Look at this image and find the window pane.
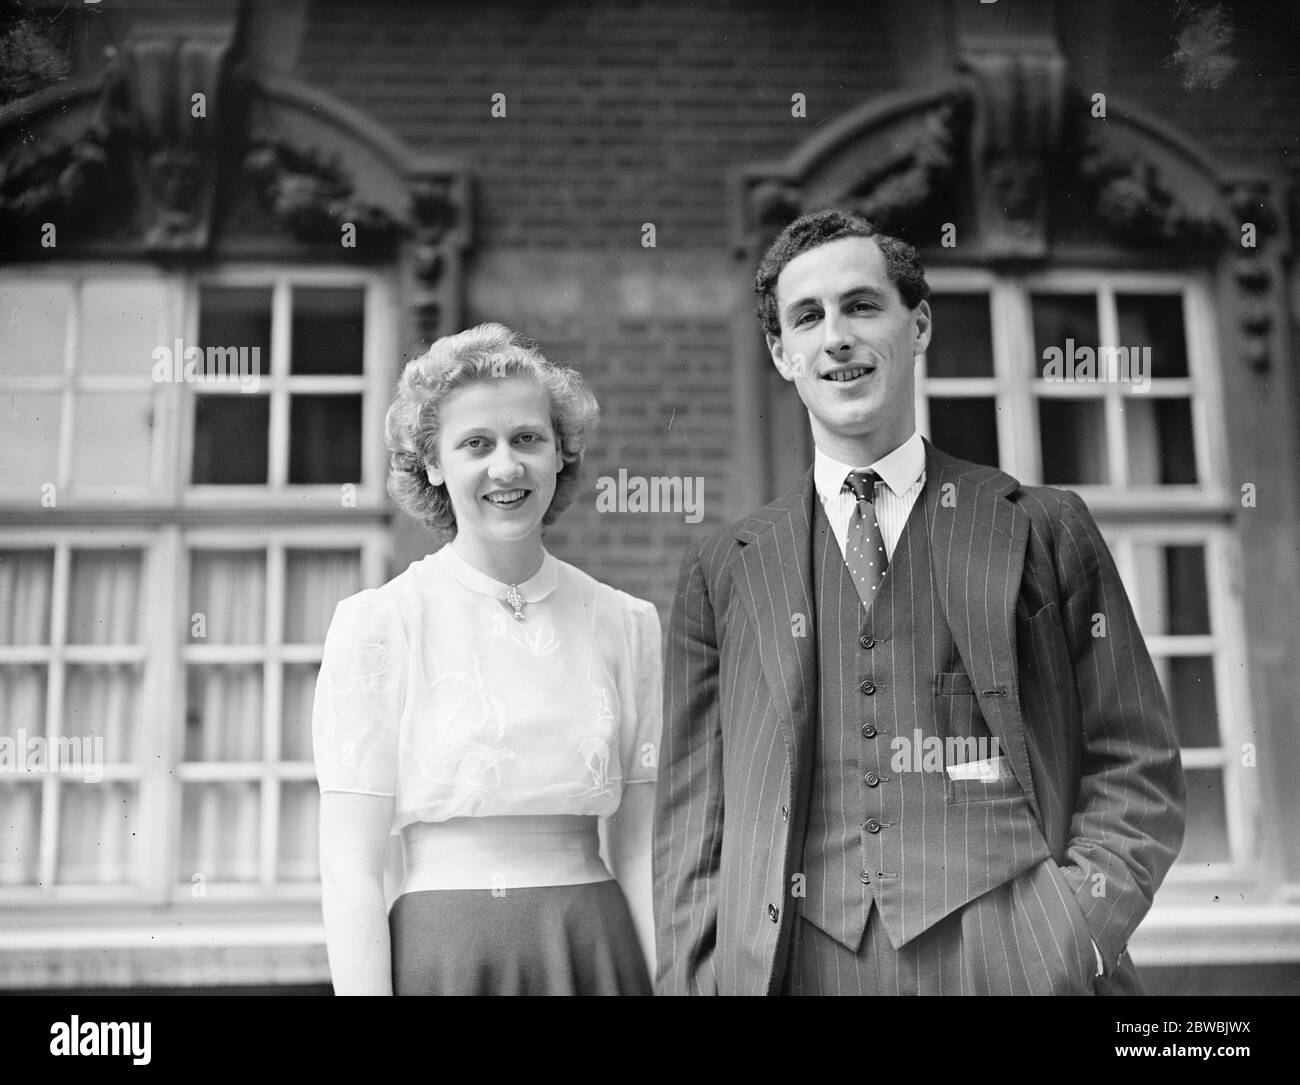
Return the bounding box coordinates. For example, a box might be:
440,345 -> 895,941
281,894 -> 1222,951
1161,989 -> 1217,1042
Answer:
184,666 -> 263,761
0,784 -> 41,886
78,280 -> 166,377
925,293 -> 992,378
71,392 -> 155,488
279,781 -> 320,881
289,395 -> 362,484
57,782 -> 140,885
68,548 -> 145,644
179,782 -> 260,882
198,287 -> 271,376
0,280 -> 69,376
1126,398 -> 1197,485
292,287 -> 365,375
65,664 -> 142,762
189,550 -> 266,644
0,392 -> 60,486
1132,544 -> 1210,636
1154,655 -> 1220,749
1179,768 -> 1230,865
1032,294 -> 1099,379
285,549 -> 362,643
1038,399 -> 1108,484
1117,294 -> 1188,379
0,665 -> 47,740
192,395 -> 270,484
0,549 -> 54,645
281,663 -> 319,762
927,397 -> 998,467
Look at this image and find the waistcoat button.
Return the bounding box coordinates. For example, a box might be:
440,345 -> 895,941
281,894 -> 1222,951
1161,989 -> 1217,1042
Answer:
864,771 -> 880,787
861,724 -> 877,739
859,635 -> 875,649
859,680 -> 876,695
865,818 -> 881,833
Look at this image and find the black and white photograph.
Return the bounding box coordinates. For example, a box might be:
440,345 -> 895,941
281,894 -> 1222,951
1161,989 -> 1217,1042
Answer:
0,0 -> 1297,1039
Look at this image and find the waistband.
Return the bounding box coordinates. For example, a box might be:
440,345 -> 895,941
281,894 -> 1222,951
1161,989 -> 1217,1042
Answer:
398,814 -> 612,893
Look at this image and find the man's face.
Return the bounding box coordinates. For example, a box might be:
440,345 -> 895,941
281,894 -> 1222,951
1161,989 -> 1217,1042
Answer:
765,235 -> 931,461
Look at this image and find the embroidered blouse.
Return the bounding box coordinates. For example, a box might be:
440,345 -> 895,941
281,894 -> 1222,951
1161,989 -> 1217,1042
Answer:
311,544 -> 662,834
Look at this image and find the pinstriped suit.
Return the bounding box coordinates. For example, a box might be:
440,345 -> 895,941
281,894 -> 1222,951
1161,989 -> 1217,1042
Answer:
651,440 -> 1186,995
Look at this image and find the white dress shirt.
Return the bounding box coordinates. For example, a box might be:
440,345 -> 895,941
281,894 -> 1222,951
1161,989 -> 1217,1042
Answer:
813,430 -> 926,562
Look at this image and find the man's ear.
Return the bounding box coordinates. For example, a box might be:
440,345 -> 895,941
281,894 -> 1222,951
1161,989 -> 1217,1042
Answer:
766,332 -> 801,382
912,299 -> 933,356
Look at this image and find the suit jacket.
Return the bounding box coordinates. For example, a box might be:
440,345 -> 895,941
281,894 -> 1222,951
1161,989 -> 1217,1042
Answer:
651,440 -> 1186,995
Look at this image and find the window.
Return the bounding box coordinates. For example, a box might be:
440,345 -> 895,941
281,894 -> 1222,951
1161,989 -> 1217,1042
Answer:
0,278 -> 175,504
187,279 -> 371,494
0,266 -> 394,905
920,269 -> 1250,878
0,538 -> 151,896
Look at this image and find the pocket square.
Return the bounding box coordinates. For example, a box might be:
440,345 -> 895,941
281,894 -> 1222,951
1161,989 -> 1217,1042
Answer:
945,755 -> 1010,782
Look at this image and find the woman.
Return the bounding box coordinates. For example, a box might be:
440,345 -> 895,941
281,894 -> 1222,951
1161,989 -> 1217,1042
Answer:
312,323 -> 660,995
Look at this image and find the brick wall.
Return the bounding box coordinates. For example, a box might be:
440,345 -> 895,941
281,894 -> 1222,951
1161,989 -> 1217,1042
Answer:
297,0 -> 1300,617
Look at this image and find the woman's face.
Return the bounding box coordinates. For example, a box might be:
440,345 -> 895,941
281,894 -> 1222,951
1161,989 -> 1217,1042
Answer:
426,375 -> 564,550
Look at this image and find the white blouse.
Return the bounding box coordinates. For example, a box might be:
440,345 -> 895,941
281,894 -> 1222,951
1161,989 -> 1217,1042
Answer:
311,545 -> 662,835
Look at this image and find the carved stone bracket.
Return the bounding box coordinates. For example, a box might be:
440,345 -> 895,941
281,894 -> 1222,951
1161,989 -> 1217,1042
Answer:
126,36 -> 232,251
960,49 -> 1067,257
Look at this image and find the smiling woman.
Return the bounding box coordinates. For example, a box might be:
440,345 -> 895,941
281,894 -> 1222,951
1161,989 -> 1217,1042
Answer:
312,324 -> 661,995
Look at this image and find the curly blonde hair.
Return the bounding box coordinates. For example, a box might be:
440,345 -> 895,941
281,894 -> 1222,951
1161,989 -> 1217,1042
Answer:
385,323 -> 600,537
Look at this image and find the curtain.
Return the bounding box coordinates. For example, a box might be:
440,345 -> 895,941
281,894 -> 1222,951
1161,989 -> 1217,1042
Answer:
181,548 -> 359,884
61,549 -> 143,884
184,550 -> 265,882
280,550 -> 360,880
0,553 -> 49,886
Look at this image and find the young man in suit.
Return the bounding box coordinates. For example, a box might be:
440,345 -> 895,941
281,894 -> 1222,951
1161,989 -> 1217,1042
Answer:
651,209 -> 1185,995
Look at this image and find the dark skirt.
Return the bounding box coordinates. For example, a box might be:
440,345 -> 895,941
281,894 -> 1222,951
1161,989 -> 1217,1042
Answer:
389,879 -> 652,995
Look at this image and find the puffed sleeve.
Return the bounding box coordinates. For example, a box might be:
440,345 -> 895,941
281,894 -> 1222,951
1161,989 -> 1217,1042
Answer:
620,594 -> 663,787
312,591 -> 406,796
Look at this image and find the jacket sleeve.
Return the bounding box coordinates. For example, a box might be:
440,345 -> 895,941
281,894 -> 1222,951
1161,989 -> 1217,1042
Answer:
652,537 -> 724,995
1054,489 -> 1186,973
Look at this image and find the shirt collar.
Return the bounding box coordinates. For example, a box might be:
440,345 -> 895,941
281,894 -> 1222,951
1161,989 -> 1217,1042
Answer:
813,431 -> 926,502
434,543 -> 558,603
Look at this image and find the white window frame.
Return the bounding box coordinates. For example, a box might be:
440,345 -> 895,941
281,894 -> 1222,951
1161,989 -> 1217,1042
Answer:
0,529 -> 165,903
170,528 -> 386,904
181,266 -> 395,510
919,269 -> 1254,884
0,266 -> 182,506
0,261 -> 399,909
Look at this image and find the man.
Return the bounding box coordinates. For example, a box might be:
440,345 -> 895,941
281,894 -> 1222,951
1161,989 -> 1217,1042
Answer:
651,209 -> 1185,995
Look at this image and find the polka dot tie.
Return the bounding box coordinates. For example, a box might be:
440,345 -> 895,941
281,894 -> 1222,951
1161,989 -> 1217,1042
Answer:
844,469 -> 888,605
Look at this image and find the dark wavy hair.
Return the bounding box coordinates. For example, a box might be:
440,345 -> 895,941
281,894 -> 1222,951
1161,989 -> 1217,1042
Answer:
754,209 -> 931,337
384,323 -> 600,537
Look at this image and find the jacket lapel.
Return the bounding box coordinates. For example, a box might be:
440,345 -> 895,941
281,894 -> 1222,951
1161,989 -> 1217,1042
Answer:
732,471 -> 818,777
923,440 -> 1041,823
